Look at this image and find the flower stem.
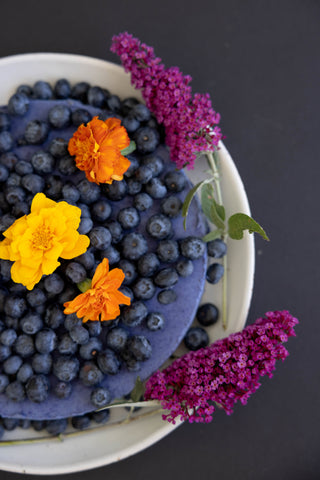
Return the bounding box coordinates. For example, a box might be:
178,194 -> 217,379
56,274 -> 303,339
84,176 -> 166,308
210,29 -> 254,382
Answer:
205,151 -> 228,330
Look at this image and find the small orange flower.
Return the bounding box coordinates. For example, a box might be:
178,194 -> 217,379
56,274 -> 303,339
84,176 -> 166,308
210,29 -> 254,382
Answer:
68,116 -> 131,184
63,258 -> 131,322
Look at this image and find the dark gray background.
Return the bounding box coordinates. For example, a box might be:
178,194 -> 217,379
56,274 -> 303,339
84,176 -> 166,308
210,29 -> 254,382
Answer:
0,0 -> 318,478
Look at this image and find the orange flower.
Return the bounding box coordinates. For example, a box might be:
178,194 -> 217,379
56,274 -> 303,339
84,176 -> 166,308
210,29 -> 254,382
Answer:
63,258 -> 131,322
68,116 -> 131,184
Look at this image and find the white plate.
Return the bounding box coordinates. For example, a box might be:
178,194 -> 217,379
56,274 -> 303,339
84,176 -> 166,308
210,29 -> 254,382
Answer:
0,53 -> 254,474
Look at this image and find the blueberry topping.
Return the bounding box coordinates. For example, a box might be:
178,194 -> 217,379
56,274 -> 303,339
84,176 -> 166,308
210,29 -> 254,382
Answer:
24,120 -> 49,144
97,348 -> 121,375
46,419 -> 68,435
44,273 -> 65,295
134,126 -> 159,154
127,335 -> 152,361
79,337 -> 102,360
35,329 -> 57,353
65,262 -> 87,283
8,93 -> 30,116
164,171 -> 187,192
0,131 -> 14,152
91,200 -> 112,222
21,173 -> 45,194
32,353 -> 52,374
207,238 -> 227,258
26,374 -> 50,403
132,277 -> 156,300
71,82 -> 90,102
72,108 -> 92,126
20,313 -> 43,335
146,214 -> 172,239
16,363 -> 33,384
184,327 -> 209,351
206,263 -> 225,284
54,381 -> 72,399
71,415 -> 91,431
117,207 -> 140,229
89,227 -> 112,250
0,328 -> 17,346
157,289 -> 177,304
146,312 -> 165,331
53,356 -> 79,382
122,301 -> 148,327
161,195 -> 182,217
33,81 -> 53,100
79,362 -> 103,386
154,267 -> 179,288
91,387 -> 111,408
118,259 -> 137,285
58,155 -> 77,175
176,258 -> 194,277
5,381 -> 25,402
54,79 -> 71,99
0,112 -> 10,131
156,239 -> 179,263
69,325 -> 90,345
105,327 -> 128,352
137,252 -> 160,277
3,355 -> 23,375
179,236 -> 206,260
133,192 -> 153,211
145,178 -> 167,199
122,232 -> 148,260
48,105 -> 71,129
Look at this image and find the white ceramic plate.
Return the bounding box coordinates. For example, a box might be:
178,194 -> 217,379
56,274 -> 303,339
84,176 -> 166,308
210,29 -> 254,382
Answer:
0,53 -> 254,474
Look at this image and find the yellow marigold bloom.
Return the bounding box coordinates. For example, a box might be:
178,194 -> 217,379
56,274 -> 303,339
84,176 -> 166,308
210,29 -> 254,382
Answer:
68,116 -> 131,184
63,258 -> 131,322
0,193 -> 90,290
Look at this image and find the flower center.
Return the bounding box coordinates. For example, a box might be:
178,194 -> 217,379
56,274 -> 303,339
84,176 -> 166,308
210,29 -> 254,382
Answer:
32,225 -> 54,250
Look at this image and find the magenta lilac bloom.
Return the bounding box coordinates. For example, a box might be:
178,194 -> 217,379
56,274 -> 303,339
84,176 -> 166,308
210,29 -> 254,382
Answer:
111,32 -> 222,169
144,311 -> 298,424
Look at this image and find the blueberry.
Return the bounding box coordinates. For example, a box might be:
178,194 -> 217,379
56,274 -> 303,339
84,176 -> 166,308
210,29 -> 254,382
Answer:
0,131 -> 14,152
180,236 -> 206,260
78,179 -> 100,204
122,232 -> 148,260
24,120 -> 49,144
146,312 -> 165,331
71,415 -> 91,431
79,337 -> 102,360
0,112 -> 10,131
134,165 -> 153,184
54,78 -> 71,99
31,420 -> 47,431
87,86 -> 106,107
4,316 -> 19,330
8,93 -> 30,116
5,381 -> 25,402
1,259 -> 12,281
0,164 -> 9,182
91,200 -> 112,222
141,154 -> 164,177
117,207 -> 140,230
58,333 -> 77,355
91,409 -> 110,424
105,94 -> 121,112
164,171 -> 187,192
123,156 -> 139,178
157,289 -> 177,304
145,178 -> 167,199
33,81 -> 53,99
32,353 -> 52,374
43,273 -> 64,295
97,348 -> 121,375
46,419 -> 68,435
105,220 -> 123,244
146,214 -> 172,239
133,192 -> 153,212
119,286 -> 134,302
176,258 -> 194,277
184,327 -> 209,351
5,186 -> 26,204
137,253 -> 160,277
105,327 -> 128,352
0,151 -> 18,170
48,137 -> 68,158
154,268 -> 178,288
58,155 -> 77,175
62,183 -> 80,203
196,303 -> 219,326
86,321 -> 102,337
127,178 -> 142,195
77,250 -> 96,270
89,227 -> 112,250
17,363 -> 33,384
127,335 -> 152,361
122,301 -> 148,327
2,418 -> 19,430
0,374 -> 9,393
91,387 -> 111,408
44,305 -> 65,329
121,97 -> 140,115
118,259 -> 137,286
134,126 -> 159,154
64,313 -> 82,330
122,114 -> 140,133
15,160 -> 33,176
71,108 -> 92,126
156,239 -> 179,263
132,277 -> 156,300
65,262 -> 87,283
4,296 -> 27,318
19,419 -> 31,430
26,374 -> 50,402
57,286 -> 78,306
35,329 -> 57,353
161,195 -> 182,218
79,362 -> 104,386
54,381 -> 72,399
45,175 -> 63,199
132,103 -> 151,122
71,82 -> 90,102
6,172 -> 21,187
21,173 -> 45,194
207,238 -> 227,258
206,263 -> 224,284
100,245 -> 120,265
16,84 -> 33,97
4,355 -> 23,375
78,217 -> 93,235
69,325 -> 90,345
78,203 -> 91,218
53,356 -> 79,382
48,105 -> 71,129
121,350 -> 141,372
20,313 -> 43,335
0,328 -> 17,346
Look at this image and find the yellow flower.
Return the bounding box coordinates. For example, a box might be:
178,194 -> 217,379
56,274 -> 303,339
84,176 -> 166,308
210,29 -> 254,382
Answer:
63,258 -> 131,322
0,193 -> 90,290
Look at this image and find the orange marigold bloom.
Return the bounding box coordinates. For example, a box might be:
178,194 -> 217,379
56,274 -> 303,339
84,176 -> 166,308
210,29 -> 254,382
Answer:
68,116 -> 131,184
63,258 -> 131,322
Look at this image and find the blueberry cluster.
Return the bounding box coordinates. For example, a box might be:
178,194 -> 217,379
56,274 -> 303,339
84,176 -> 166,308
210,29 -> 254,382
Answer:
0,78 -> 208,420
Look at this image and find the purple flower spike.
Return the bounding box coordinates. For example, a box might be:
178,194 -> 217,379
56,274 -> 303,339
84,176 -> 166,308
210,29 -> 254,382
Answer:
111,32 -> 222,169
144,311 -> 298,424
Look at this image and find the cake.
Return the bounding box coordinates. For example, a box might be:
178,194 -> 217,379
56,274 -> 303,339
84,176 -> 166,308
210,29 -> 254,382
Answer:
0,79 -> 209,424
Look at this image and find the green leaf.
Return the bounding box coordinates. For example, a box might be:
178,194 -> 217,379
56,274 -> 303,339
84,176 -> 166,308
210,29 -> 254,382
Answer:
130,376 -> 145,403
77,278 -> 92,293
182,178 -> 212,229
201,183 -> 225,230
121,140 -> 136,156
228,213 -> 269,241
202,229 -> 224,243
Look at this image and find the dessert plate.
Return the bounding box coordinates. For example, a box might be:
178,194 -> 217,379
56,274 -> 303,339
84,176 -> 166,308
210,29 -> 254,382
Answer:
0,53 -> 254,474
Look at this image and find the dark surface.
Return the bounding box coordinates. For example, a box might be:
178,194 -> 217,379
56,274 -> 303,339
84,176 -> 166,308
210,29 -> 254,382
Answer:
0,0 -> 318,478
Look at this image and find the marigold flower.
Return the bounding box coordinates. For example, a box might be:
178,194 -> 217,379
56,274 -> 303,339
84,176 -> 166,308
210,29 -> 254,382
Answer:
0,193 -> 89,290
63,258 -> 131,322
68,116 -> 131,184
